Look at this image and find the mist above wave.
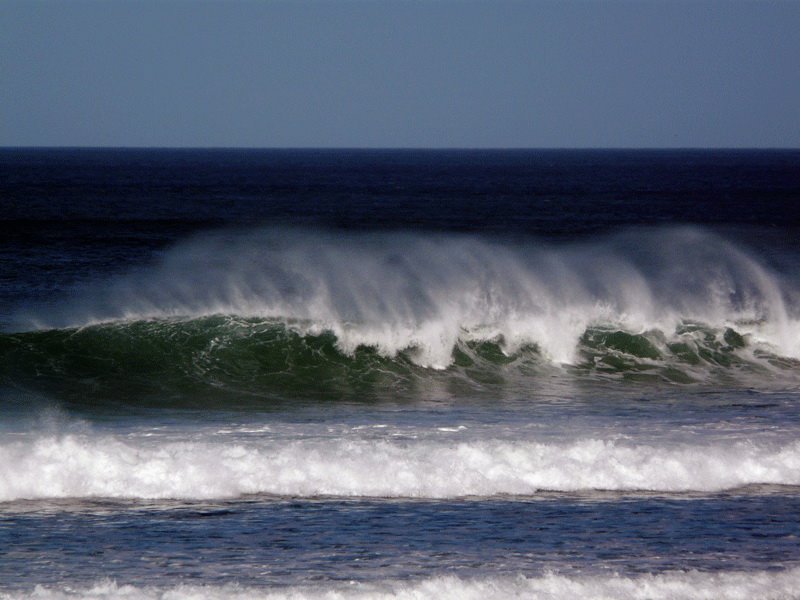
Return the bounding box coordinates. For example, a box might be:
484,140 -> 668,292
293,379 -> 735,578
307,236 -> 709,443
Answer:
29,226 -> 800,368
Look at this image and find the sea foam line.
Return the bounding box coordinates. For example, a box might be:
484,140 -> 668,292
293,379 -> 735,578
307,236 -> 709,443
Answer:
4,569 -> 800,600
2,433 -> 798,501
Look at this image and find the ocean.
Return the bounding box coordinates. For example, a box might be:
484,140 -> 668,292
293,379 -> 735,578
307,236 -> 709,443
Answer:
1,148 -> 799,599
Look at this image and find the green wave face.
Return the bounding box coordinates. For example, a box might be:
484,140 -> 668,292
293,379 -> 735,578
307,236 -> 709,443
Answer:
576,325 -> 786,385
1,317 -> 796,408
0,318 -> 422,408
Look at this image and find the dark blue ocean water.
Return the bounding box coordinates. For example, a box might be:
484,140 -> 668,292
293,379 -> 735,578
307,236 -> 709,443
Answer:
1,149 -> 800,599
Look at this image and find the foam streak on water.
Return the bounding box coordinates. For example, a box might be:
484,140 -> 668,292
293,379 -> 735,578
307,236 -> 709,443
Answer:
4,569 -> 800,600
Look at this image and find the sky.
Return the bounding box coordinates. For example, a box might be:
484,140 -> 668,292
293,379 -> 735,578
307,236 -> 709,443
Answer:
1,0 -> 799,148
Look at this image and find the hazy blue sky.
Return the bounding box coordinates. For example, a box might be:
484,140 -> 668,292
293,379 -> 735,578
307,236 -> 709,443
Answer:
2,0 -> 799,148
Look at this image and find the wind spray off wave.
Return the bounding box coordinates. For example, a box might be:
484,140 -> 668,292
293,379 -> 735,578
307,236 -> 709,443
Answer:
16,226 -> 800,370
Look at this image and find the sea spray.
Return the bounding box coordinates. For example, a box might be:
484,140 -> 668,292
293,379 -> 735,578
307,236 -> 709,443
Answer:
17,226 -> 799,369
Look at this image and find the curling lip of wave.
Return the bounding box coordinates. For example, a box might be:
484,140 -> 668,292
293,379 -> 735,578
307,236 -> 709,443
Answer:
1,434 -> 799,502
22,226 -> 800,368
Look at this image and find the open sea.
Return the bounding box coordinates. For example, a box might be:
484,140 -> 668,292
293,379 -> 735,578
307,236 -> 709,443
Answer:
1,148 -> 800,599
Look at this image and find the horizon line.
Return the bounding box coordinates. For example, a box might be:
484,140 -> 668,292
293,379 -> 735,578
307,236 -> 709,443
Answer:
2,145 -> 799,152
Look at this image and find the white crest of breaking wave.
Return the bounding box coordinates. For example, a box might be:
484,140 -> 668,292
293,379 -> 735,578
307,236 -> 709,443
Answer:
2,433 -> 799,501
5,569 -> 800,600
36,226 -> 800,367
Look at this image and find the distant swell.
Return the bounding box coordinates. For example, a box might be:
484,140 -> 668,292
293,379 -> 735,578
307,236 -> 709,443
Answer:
4,569 -> 800,599
1,433 -> 798,501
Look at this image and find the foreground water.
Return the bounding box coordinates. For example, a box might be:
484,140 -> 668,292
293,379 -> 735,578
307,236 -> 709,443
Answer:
3,411 -> 800,597
1,149 -> 799,598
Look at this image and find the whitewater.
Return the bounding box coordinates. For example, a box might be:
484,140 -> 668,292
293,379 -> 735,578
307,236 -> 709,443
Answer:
2,427 -> 800,501
5,569 -> 800,600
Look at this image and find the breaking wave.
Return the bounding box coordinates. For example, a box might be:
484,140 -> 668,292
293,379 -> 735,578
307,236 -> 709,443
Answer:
1,315 -> 798,405
1,432 -> 798,501
4,226 -> 800,400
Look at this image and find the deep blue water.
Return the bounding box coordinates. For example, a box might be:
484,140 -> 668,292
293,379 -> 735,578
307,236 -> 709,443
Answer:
1,149 -> 800,599
3,492 -> 799,590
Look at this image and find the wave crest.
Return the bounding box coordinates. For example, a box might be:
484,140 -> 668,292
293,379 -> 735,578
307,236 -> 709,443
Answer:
19,226 -> 800,369
2,316 -> 798,405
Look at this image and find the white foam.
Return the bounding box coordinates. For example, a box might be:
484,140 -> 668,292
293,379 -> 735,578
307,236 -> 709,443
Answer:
2,432 -> 799,501
28,226 -> 800,367
5,569 -> 800,599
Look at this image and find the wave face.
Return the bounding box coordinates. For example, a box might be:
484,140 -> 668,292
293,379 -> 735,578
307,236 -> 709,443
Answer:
2,432 -> 798,501
2,317 -> 799,405
5,226 -> 800,399
6,569 -> 800,600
